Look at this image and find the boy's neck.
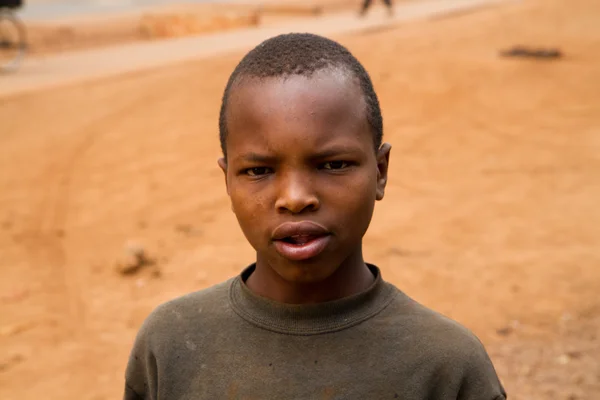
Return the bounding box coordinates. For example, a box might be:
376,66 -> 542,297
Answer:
245,255 -> 375,305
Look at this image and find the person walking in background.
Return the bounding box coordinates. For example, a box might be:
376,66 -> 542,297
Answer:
359,0 -> 394,17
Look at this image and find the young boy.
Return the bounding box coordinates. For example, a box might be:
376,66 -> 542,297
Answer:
123,33 -> 507,400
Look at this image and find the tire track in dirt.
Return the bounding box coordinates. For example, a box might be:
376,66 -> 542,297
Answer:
17,92 -> 166,337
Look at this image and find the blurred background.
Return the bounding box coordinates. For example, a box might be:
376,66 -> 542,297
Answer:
1,0 -> 599,399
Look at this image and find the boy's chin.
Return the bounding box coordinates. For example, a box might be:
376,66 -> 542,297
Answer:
273,259 -> 340,285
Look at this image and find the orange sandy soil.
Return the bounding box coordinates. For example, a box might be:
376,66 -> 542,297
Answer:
1,0 -> 599,398
24,0 -> 358,56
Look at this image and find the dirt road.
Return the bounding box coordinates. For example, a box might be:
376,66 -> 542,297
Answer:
1,0 -> 599,399
2,0 -> 506,98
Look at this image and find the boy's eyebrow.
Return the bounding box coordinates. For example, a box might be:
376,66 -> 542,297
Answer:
234,146 -> 363,164
236,152 -> 278,163
311,145 -> 363,159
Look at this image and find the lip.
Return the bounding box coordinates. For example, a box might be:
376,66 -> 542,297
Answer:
271,221 -> 331,261
272,221 -> 330,240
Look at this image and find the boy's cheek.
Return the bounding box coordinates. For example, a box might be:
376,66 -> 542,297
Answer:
233,212 -> 264,250
230,195 -> 271,240
230,189 -> 269,215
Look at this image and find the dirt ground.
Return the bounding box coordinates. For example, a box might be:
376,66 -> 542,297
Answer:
24,0 -> 357,55
1,0 -> 599,398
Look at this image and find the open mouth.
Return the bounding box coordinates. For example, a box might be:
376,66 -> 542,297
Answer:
271,222 -> 332,261
280,234 -> 323,245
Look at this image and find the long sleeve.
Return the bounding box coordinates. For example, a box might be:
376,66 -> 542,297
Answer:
456,337 -> 507,400
123,383 -> 144,400
123,316 -> 159,400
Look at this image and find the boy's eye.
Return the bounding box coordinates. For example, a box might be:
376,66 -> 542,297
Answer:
322,161 -> 349,170
245,167 -> 272,176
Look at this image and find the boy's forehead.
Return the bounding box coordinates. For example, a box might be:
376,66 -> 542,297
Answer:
228,71 -> 364,125
230,69 -> 360,108
226,72 -> 371,157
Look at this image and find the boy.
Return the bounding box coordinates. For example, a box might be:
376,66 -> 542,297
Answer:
123,33 -> 506,400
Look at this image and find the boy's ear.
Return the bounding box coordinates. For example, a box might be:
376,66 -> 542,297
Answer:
217,157 -> 229,194
375,143 -> 391,201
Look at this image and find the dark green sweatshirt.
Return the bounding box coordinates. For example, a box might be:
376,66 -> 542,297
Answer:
124,265 -> 506,400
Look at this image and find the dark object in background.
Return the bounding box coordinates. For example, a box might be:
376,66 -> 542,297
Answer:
0,0 -> 22,9
500,45 -> 563,60
360,0 -> 393,16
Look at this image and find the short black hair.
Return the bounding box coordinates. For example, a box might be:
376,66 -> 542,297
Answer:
218,33 -> 383,158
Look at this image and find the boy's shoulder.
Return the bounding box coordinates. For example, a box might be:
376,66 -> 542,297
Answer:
395,288 -> 484,345
384,286 -> 503,392
388,286 -> 486,346
136,277 -> 235,338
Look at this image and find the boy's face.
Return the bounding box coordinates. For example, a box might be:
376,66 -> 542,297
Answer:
219,69 -> 391,284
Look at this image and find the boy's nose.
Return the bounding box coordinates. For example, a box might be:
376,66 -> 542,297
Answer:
275,173 -> 320,214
